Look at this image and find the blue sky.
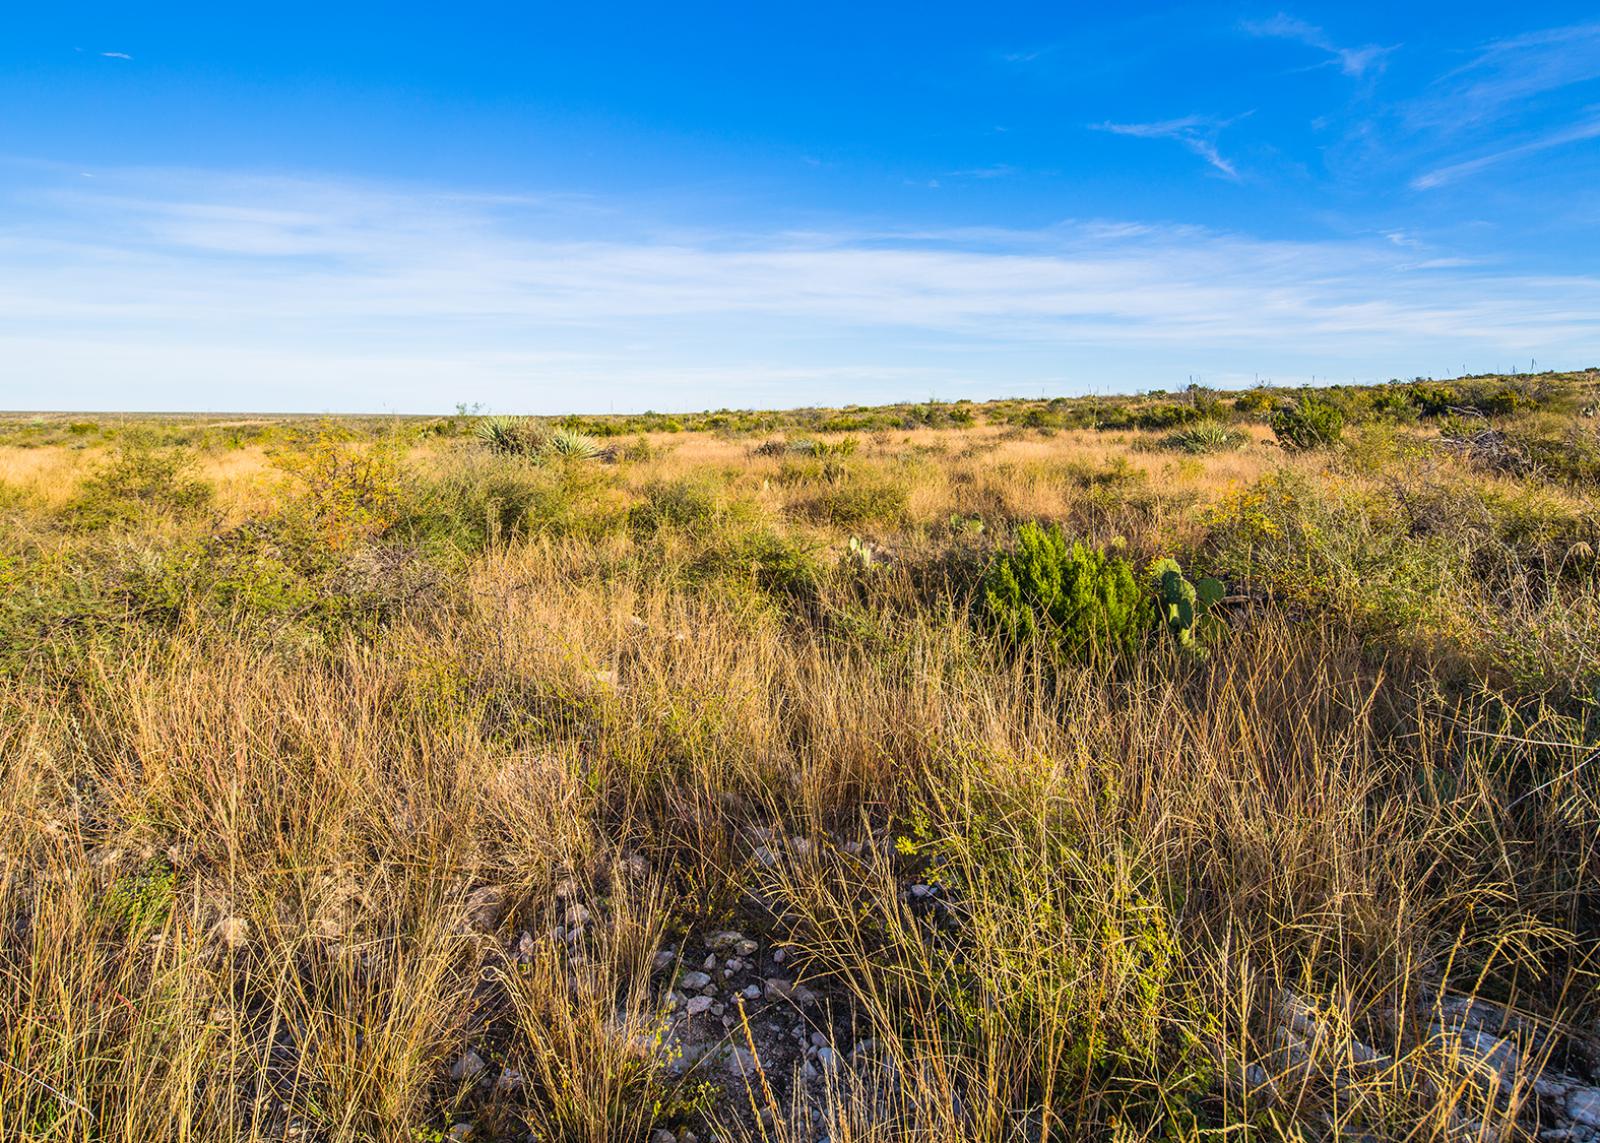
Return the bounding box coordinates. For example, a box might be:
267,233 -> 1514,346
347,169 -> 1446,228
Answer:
3,3 -> 1599,412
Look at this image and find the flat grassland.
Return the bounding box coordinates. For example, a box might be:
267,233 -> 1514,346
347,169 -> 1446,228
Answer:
2,374 -> 1598,1142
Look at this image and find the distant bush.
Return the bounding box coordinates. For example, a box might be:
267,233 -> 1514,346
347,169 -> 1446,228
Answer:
1363,387 -> 1416,421
66,437 -> 213,529
756,436 -> 859,459
797,474 -> 909,528
1134,403 -> 1203,431
690,527 -> 819,600
1232,390 -> 1275,417
1270,394 -> 1345,451
629,478 -> 721,535
273,430 -> 405,550
980,524 -> 1152,661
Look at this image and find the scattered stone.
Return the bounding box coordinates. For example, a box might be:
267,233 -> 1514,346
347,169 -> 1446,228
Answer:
764,978 -> 796,1001
450,1050 -> 486,1083
1569,1088 -> 1600,1129
652,948 -> 676,973
680,970 -> 712,990
461,886 -> 506,933
650,1130 -> 677,1143
212,914 -> 249,949
564,903 -> 591,928
742,984 -> 762,1001
725,1046 -> 759,1077
494,1067 -> 524,1095
684,995 -> 715,1017
515,931 -> 537,959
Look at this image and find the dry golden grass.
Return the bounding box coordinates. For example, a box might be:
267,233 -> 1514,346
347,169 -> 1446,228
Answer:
1,391 -> 1597,1141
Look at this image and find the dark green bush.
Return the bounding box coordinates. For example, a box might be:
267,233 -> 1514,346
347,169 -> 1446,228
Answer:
980,524 -> 1152,661
1134,403 -> 1203,431
1270,394 -> 1345,451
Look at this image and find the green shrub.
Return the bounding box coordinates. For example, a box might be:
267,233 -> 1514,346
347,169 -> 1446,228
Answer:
798,473 -> 909,527
1409,383 -> 1458,417
1134,403 -> 1203,431
273,430 -> 405,551
98,858 -> 176,932
980,524 -> 1152,660
629,478 -> 721,535
1270,394 -> 1345,451
66,438 -> 213,529
690,527 -> 819,600
1232,390 -> 1275,417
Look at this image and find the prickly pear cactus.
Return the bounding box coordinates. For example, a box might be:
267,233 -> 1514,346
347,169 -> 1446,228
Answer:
1148,558 -> 1224,651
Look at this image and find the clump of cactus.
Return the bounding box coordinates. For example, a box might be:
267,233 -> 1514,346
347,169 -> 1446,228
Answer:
1149,557 -> 1224,651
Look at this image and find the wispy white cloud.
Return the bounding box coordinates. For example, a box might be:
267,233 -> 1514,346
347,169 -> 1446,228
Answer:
1243,13 -> 1394,78
945,164 -> 1018,180
2,165 -> 1597,411
100,51 -> 133,60
1412,116 -> 1600,187
1409,22 -> 1600,131
1094,116 -> 1243,177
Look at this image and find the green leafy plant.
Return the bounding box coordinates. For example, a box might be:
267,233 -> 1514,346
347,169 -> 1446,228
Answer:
66,436 -> 213,529
980,524 -> 1153,661
1148,557 -> 1224,652
1270,394 -> 1346,451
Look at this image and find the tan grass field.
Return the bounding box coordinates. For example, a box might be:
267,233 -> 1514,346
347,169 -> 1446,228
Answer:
1,377 -> 1598,1142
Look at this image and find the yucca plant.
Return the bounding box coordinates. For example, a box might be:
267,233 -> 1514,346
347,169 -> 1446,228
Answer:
1161,421 -> 1246,454
474,415 -> 540,456
547,429 -> 603,460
